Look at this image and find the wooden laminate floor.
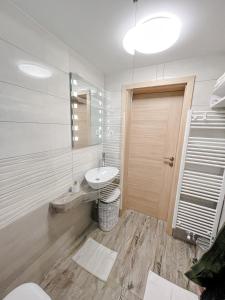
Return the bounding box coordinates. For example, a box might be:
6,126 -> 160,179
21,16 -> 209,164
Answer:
41,210 -> 198,300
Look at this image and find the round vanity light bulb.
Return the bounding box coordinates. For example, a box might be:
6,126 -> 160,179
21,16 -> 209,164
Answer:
72,79 -> 78,85
123,14 -> 181,55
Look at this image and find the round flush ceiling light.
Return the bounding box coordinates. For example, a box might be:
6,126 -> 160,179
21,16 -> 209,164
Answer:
123,14 -> 182,55
18,62 -> 52,78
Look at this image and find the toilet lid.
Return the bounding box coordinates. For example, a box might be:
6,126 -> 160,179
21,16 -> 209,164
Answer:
3,283 -> 51,300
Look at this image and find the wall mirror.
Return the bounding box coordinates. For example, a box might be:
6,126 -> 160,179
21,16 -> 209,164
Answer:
70,73 -> 103,149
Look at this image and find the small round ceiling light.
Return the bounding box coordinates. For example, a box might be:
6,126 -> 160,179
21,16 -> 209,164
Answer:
123,14 -> 182,55
18,62 -> 52,78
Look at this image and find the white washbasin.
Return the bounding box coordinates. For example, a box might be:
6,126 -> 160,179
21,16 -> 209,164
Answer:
85,167 -> 119,189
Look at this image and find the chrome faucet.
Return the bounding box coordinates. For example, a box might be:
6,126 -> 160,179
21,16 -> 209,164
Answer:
102,152 -> 106,167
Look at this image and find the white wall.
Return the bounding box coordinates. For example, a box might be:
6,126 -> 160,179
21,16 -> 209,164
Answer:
1,0 -> 225,238
105,54 -> 225,226
0,0 -> 103,229
105,54 -> 225,109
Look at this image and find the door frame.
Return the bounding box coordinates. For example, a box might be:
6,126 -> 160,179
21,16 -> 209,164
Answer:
121,76 -> 195,235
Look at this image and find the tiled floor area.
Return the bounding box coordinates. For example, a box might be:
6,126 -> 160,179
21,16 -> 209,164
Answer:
41,210 -> 198,300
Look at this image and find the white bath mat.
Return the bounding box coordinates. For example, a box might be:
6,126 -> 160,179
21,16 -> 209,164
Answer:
72,238 -> 118,281
144,272 -> 198,300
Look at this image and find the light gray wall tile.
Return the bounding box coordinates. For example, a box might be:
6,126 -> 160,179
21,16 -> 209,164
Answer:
133,64 -> 157,83
164,55 -> 225,82
0,148 -> 73,229
0,39 -> 69,99
72,144 -> 103,183
0,82 -> 70,124
104,70 -> 133,92
0,0 -> 70,73
192,80 -> 216,107
0,123 -> 71,158
0,2 -> 103,294
69,48 -> 104,89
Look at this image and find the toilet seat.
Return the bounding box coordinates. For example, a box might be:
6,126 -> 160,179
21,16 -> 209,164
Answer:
3,283 -> 51,300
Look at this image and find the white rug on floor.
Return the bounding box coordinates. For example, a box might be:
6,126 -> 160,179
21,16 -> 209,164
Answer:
144,272 -> 198,300
72,238 -> 118,282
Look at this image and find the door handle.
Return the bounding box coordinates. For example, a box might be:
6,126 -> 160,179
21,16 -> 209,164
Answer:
163,156 -> 175,162
163,156 -> 174,167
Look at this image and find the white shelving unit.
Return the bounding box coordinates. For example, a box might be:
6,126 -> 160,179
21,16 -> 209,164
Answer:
211,96 -> 225,109
173,110 -> 225,248
211,73 -> 225,109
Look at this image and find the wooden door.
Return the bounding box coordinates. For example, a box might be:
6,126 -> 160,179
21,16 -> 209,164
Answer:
125,91 -> 184,221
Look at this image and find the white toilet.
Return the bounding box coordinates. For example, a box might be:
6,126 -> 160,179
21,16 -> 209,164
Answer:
3,283 -> 51,300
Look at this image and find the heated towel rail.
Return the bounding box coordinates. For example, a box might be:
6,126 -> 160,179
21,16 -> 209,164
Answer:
173,110 -> 225,248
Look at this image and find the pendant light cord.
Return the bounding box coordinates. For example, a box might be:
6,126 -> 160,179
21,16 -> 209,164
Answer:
131,0 -> 138,83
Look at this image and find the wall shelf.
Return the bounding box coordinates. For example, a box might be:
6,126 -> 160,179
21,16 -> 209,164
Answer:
213,78 -> 225,97
211,96 -> 225,109
211,73 -> 225,108
50,183 -> 98,213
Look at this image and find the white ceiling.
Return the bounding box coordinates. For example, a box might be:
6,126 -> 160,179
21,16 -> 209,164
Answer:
13,0 -> 225,74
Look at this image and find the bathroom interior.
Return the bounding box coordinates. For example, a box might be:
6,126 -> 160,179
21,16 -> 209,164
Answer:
1,0 -> 225,299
